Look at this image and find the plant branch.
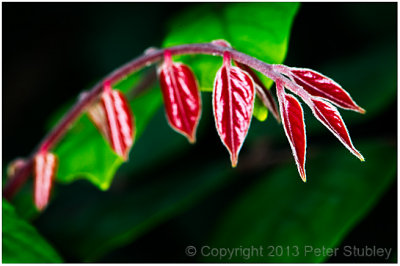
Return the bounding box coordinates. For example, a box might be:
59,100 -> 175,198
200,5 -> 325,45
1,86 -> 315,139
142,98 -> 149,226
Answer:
3,42 -> 283,200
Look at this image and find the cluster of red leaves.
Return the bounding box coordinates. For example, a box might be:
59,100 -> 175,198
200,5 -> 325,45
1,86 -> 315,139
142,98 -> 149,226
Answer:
157,41 -> 364,183
25,40 -> 365,211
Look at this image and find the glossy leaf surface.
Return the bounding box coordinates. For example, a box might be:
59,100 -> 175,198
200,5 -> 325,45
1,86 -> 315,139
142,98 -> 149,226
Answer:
163,3 -> 299,121
159,51 -> 201,143
3,200 -> 62,263
291,68 -> 365,113
213,52 -> 255,167
310,97 -> 364,161
277,84 -> 307,181
34,152 -> 58,211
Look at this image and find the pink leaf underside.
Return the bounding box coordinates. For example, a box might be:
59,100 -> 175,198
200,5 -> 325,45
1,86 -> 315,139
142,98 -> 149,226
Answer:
211,39 -> 232,48
235,61 -> 280,122
280,92 -> 307,182
34,152 -> 57,211
311,97 -> 364,161
213,63 -> 255,167
159,62 -> 201,143
88,90 -> 134,160
291,68 -> 365,113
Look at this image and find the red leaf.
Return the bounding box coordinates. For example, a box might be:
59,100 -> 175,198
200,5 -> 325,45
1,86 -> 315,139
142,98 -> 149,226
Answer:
211,39 -> 280,122
213,51 -> 255,167
34,152 -> 57,211
88,83 -> 135,160
277,82 -> 307,182
290,68 -> 365,113
310,97 -> 364,161
235,61 -> 280,122
159,50 -> 201,143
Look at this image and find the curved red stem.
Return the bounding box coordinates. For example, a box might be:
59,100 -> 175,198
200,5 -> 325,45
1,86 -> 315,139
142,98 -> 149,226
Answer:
3,42 -> 281,200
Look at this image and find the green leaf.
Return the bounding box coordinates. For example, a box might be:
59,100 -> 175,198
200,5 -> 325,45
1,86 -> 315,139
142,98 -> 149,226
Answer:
36,160 -> 234,262
207,140 -> 396,262
2,200 -> 62,263
45,3 -> 299,190
54,74 -> 162,191
252,97 -> 269,122
163,3 -> 299,121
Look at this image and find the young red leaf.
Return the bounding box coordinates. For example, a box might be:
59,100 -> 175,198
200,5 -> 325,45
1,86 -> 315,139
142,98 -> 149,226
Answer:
235,61 -> 280,122
158,50 -> 201,143
34,152 -> 58,211
277,82 -> 307,182
213,51 -> 255,167
211,39 -> 280,122
290,68 -> 365,113
88,82 -> 135,160
310,97 -> 364,161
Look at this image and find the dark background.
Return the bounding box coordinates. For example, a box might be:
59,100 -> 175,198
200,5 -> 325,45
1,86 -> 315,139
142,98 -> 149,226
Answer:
3,3 -> 397,263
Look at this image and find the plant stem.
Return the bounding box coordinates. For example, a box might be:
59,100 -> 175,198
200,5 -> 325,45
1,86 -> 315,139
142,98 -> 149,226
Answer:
3,42 -> 281,200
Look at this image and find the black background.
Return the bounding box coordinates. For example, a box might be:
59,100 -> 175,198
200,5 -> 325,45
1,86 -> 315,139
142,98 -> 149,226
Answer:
3,2 -> 397,263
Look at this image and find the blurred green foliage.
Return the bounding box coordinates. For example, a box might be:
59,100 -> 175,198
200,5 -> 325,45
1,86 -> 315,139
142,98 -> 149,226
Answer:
3,2 -> 396,263
2,200 -> 62,263
207,140 -> 395,262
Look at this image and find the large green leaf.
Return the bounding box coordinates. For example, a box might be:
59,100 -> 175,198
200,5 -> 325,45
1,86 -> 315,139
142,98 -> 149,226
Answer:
206,140 -> 396,262
2,200 -> 62,263
43,3 -> 299,190
163,2 -> 300,121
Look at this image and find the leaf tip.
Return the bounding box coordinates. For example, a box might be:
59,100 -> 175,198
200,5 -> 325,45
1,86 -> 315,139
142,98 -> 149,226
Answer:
230,154 -> 238,168
358,106 -> 366,114
299,169 -> 307,183
187,134 -> 196,144
353,149 -> 365,162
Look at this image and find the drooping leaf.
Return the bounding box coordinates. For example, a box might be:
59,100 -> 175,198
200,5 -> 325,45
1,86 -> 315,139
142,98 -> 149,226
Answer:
213,52 -> 255,167
309,97 -> 364,161
2,200 -> 62,263
207,140 -> 396,263
34,152 -> 58,211
158,50 -> 201,143
212,39 -> 276,122
39,3 -> 299,190
163,2 -> 299,121
54,79 -> 162,191
290,67 -> 365,113
277,82 -> 307,182
235,61 -> 280,122
89,84 -> 135,160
